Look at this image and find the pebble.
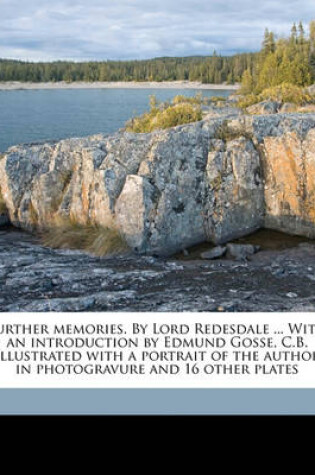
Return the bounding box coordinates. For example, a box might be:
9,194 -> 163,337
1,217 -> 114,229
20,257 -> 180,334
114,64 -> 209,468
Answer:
286,292 -> 298,298
298,243 -> 315,249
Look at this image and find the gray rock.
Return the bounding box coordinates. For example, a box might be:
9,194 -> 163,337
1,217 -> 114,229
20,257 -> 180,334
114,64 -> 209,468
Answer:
226,243 -> 259,260
298,242 -> 315,249
307,84 -> 315,95
0,113 -> 315,256
247,101 -> 280,115
286,292 -> 298,299
201,246 -> 227,259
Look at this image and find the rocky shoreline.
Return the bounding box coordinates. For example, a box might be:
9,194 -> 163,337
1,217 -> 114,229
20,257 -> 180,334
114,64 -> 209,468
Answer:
1,97 -> 315,312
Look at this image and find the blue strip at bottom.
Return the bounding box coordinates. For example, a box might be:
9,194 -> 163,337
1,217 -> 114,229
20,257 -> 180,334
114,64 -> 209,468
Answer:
0,389 -> 314,415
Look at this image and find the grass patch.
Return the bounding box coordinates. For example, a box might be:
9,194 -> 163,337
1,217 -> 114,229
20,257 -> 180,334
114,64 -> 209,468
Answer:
172,93 -> 227,106
41,219 -> 129,257
208,96 -> 227,104
0,188 -> 7,215
125,94 -> 203,133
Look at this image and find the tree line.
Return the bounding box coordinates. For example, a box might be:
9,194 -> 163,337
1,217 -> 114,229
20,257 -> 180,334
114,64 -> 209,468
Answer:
241,21 -> 315,94
1,21 -> 314,87
0,54 -> 255,84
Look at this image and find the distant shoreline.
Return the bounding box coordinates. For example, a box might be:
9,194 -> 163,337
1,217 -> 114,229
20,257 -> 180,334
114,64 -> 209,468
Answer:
0,81 -> 239,91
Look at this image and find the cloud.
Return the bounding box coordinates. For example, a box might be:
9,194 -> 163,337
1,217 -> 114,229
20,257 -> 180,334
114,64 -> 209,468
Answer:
0,0 -> 314,60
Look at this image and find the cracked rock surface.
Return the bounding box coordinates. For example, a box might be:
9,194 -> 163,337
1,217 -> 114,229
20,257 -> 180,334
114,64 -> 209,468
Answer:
1,228 -> 315,312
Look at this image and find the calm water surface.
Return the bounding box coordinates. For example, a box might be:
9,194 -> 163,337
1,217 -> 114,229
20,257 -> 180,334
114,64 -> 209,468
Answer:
0,88 -> 232,152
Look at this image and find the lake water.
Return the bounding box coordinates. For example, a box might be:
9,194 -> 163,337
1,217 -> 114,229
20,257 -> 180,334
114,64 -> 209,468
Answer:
0,88 -> 232,153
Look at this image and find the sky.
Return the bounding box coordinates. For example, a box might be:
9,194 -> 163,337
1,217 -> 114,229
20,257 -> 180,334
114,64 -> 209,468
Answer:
0,0 -> 314,61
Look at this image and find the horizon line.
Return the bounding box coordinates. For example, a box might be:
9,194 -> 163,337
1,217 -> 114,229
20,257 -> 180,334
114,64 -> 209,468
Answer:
0,51 -> 259,64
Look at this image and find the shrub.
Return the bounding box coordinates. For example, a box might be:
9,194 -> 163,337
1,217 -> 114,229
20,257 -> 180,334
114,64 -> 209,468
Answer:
259,84 -> 313,105
153,103 -> 202,128
237,84 -> 315,109
172,93 -> 205,105
41,219 -> 129,257
126,100 -> 202,133
172,93 -> 227,106
237,94 -> 261,109
209,96 -> 227,103
126,96 -> 202,133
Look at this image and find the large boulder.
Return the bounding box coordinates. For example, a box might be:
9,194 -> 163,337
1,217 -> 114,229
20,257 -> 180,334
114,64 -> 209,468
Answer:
0,113 -> 314,255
